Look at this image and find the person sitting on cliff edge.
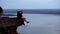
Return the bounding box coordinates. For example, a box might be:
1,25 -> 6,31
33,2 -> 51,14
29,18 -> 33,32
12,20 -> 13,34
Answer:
17,10 -> 29,26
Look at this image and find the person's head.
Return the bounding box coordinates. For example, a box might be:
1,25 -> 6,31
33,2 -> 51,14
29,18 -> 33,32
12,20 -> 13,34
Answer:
18,10 -> 23,14
0,6 -> 1,8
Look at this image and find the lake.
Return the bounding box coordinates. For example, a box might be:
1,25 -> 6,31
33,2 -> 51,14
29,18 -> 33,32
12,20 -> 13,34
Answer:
16,14 -> 60,34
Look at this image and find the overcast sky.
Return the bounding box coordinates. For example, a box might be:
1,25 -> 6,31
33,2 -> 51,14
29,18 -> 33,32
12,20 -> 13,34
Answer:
0,0 -> 60,9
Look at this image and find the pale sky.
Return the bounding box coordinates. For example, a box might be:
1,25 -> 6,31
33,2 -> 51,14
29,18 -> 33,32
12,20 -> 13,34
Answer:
0,0 -> 60,9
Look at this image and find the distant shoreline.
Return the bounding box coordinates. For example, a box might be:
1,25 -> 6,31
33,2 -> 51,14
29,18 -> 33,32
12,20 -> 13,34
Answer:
3,9 -> 60,14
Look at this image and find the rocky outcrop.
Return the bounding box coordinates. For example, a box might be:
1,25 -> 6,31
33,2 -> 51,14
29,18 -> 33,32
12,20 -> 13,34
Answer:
0,16 -> 22,28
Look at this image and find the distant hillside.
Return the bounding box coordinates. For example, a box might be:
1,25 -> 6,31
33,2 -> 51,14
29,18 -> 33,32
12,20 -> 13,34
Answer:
3,9 -> 60,14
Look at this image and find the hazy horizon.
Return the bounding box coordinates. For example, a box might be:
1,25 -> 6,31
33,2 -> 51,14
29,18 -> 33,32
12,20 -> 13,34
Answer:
0,0 -> 60,9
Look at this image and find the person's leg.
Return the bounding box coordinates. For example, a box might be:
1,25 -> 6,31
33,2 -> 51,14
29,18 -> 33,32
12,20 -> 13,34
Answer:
22,22 -> 25,26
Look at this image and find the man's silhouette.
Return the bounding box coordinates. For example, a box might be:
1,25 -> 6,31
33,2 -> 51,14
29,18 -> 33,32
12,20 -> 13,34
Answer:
0,6 -> 3,15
